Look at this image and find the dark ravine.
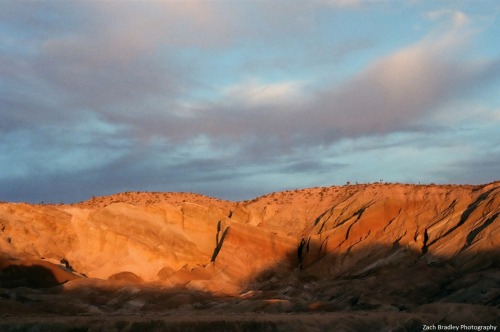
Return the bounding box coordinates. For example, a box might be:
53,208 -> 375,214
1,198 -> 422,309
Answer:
211,220 -> 230,263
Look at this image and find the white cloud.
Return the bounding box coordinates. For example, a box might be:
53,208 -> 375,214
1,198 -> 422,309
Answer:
221,79 -> 309,107
137,12 -> 498,156
308,11 -> 495,135
426,9 -> 470,28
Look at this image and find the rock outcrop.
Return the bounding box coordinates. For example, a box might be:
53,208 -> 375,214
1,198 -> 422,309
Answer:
1,182 -> 499,330
0,182 -> 498,293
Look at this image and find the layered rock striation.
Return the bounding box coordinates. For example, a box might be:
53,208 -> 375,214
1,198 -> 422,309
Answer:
0,182 -> 498,294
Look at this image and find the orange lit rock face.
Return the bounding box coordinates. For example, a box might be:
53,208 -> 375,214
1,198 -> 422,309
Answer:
0,182 -> 498,294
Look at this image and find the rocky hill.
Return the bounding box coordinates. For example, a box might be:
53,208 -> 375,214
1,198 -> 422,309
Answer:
0,182 -> 498,330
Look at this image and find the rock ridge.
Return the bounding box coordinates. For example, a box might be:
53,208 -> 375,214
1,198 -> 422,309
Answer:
0,181 -> 498,294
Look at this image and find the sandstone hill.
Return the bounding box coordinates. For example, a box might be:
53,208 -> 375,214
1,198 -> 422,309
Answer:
0,182 -> 498,331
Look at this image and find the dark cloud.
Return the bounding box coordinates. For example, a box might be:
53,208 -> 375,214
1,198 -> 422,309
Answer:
0,1 -> 88,39
277,160 -> 348,174
432,153 -> 500,185
0,147 -> 264,203
5,1 -> 496,147
0,1 -> 498,203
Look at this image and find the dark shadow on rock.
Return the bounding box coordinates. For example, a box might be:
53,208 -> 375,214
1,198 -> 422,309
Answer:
0,245 -> 498,331
0,264 -> 61,288
0,256 -> 81,289
108,271 -> 144,283
243,243 -> 500,319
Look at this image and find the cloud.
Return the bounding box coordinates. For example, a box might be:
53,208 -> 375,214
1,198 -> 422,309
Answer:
220,79 -> 309,107
277,160 -> 348,174
142,11 -> 499,157
426,9 -> 470,28
446,155 -> 500,185
0,0 -> 242,129
0,1 -> 499,203
311,37 -> 490,136
317,0 -> 363,8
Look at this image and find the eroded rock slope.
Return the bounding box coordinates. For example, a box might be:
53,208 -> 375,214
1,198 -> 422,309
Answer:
0,182 -> 498,295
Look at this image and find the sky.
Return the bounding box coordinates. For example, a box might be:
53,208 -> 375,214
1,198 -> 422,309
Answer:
1,0 -> 499,203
